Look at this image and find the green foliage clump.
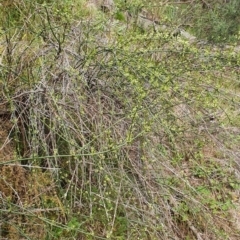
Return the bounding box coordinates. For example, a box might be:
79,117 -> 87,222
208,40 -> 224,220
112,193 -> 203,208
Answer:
194,0 -> 240,43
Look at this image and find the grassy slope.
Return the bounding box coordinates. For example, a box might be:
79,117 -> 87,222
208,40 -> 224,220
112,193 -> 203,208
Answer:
0,0 -> 240,239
